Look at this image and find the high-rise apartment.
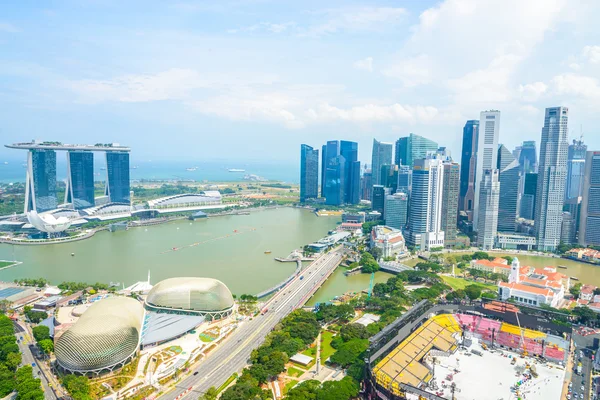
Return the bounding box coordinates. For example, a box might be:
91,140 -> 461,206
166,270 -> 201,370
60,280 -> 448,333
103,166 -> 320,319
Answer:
384,192 -> 408,230
520,173 -> 538,220
300,144 -> 319,202
371,139 -> 393,185
106,152 -> 131,204
459,120 -> 479,220
565,139 -> 587,201
340,141 -> 360,205
406,156 -> 445,250
473,110 -> 501,230
535,107 -> 569,251
497,145 -> 521,232
372,185 -> 389,215
66,151 -> 95,209
579,151 -> 600,247
25,149 -> 57,213
477,169 -> 500,250
395,133 -> 438,167
441,161 -> 460,247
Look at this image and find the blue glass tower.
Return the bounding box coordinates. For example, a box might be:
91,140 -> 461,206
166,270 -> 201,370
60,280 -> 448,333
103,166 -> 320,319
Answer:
106,152 -> 130,204
300,145 -> 319,202
26,149 -> 58,212
324,155 -> 345,206
68,151 -> 95,209
340,141 -> 360,205
459,120 -> 479,216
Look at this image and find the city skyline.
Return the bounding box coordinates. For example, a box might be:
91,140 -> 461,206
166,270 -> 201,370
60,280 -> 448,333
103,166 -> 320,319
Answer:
1,1 -> 600,163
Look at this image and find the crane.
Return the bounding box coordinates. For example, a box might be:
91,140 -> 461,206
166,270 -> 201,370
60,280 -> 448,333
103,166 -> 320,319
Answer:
367,272 -> 375,298
515,311 -> 527,357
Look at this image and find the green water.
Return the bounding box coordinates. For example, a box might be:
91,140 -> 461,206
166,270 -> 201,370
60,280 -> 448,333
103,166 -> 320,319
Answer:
0,208 -> 339,296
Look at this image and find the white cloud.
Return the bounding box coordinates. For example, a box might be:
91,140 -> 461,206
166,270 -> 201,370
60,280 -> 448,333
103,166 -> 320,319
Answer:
353,57 -> 373,72
520,105 -> 540,116
569,63 -> 581,70
382,54 -> 432,87
552,73 -> 600,99
583,45 -> 600,64
0,22 -> 19,33
518,82 -> 548,102
229,21 -> 296,34
300,7 -> 406,37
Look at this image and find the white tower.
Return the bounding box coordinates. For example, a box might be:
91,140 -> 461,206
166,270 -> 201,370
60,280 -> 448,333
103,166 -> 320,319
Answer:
509,257 -> 520,284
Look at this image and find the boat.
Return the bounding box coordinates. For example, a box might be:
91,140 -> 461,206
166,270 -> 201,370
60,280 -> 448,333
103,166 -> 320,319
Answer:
71,253 -> 75,256
228,168 -> 245,172
186,167 -> 197,171
571,276 -> 579,280
264,250 -> 272,254
557,265 -> 567,269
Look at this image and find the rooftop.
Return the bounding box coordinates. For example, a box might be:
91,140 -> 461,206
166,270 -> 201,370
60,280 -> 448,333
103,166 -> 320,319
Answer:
6,142 -> 130,152
498,282 -> 554,296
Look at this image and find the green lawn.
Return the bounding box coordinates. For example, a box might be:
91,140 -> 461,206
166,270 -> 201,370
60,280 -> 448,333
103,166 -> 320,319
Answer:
199,333 -> 215,342
302,346 -> 317,357
441,275 -> 497,291
0,261 -> 15,268
286,367 -> 304,378
284,380 -> 298,394
320,331 -> 336,363
216,373 -> 238,394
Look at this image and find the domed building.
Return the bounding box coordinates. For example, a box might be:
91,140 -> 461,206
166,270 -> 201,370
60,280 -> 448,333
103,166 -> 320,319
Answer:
55,297 -> 144,375
145,277 -> 234,319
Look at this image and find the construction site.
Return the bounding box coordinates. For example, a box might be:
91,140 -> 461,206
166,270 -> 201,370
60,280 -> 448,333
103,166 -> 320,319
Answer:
367,301 -> 570,400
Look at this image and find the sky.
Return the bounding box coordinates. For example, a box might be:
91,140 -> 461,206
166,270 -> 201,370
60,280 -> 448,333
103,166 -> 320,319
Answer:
1,0 -> 599,166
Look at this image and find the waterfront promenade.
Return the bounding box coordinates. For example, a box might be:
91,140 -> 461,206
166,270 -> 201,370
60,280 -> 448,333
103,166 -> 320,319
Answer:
160,248 -> 345,400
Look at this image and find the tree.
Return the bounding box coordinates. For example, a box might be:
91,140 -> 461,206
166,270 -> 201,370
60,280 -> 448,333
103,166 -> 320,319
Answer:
369,246 -> 383,261
6,351 -> 22,371
38,339 -> 54,354
316,377 -> 359,400
360,252 -> 379,274
340,324 -> 369,342
502,256 -> 513,264
0,299 -> 12,314
362,220 -> 383,236
62,374 -> 92,400
464,285 -> 482,300
329,339 -> 369,367
32,326 -> 50,342
594,288 -> 600,296
572,306 -> 597,325
199,387 -> 219,400
0,364 -> 15,396
570,283 -> 583,299
472,251 -> 491,261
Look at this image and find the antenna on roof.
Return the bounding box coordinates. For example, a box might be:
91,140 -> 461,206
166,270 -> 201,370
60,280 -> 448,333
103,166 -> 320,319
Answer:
147,270 -> 151,284
580,124 -> 584,141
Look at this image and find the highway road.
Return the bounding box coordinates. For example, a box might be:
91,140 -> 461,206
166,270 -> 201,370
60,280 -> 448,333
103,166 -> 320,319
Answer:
13,321 -> 59,400
160,248 -> 345,400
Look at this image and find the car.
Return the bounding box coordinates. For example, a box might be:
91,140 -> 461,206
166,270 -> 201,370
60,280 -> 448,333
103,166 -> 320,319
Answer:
580,394 -> 583,399
193,372 -> 199,376
582,386 -> 585,391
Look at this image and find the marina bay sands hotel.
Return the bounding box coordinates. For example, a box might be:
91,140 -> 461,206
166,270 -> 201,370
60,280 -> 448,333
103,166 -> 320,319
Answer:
5,141 -> 131,213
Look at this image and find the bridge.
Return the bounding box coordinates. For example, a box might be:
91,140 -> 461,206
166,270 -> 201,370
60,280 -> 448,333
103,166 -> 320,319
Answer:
256,260 -> 302,299
160,247 -> 346,400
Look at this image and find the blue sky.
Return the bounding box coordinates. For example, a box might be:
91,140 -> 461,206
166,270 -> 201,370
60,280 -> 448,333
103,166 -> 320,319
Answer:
1,0 -> 599,165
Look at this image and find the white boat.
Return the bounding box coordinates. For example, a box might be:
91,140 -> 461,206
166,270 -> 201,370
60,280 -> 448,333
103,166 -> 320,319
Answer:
186,167 -> 198,171
228,168 -> 245,172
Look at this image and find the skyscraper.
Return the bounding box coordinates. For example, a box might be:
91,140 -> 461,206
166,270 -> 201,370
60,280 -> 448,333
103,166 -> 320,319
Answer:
321,144 -> 327,196
497,145 -> 521,232
518,141 -> 537,173
25,149 -> 57,213
520,173 -> 537,220
66,151 -> 95,209
380,164 -> 399,193
565,139 -> 587,201
384,192 -> 408,230
340,141 -> 360,205
372,185 -> 389,215
406,156 -> 445,250
535,107 -> 569,251
361,169 -> 372,201
106,152 -> 131,204
459,120 -> 479,221
561,211 -> 576,245
300,144 -> 319,202
371,139 -> 393,186
324,155 -> 345,206
473,110 -> 501,230
441,161 -> 460,247
397,165 -> 412,195
394,133 -> 438,167
477,169 -> 500,250
579,151 -> 600,247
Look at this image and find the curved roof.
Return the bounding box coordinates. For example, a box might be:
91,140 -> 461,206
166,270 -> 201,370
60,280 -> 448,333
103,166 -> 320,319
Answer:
26,211 -> 71,233
147,192 -> 221,208
145,277 -> 234,313
55,297 -> 144,373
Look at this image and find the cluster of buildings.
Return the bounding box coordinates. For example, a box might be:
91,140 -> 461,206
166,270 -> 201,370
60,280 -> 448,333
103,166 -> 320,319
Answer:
300,107 -> 600,252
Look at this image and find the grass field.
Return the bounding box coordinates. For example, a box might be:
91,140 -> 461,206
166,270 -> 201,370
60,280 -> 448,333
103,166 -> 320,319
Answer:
441,275 -> 497,291
284,380 -> 298,394
0,261 -> 15,269
320,331 -> 336,363
286,367 -> 304,378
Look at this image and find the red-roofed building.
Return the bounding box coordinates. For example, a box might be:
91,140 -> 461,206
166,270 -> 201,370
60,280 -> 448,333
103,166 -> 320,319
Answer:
370,225 -> 407,258
580,284 -> 597,301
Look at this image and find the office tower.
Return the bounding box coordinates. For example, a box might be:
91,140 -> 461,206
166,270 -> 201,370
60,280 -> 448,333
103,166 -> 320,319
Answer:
106,152 -> 131,204
561,212 -> 575,244
518,141 -> 537,173
380,164 -> 399,193
384,192 -> 408,229
564,196 -> 582,240
565,139 -> 587,201
300,144 -> 319,202
361,169 -> 372,201
406,156 -> 445,250
579,151 -> 600,246
477,169 -> 500,250
497,145 -> 521,232
324,156 -> 345,206
340,141 -> 360,205
394,133 -> 438,167
535,107 -> 569,251
473,110 -> 501,230
24,149 -> 57,213
371,139 -> 393,185
441,161 -> 460,247
513,145 -> 522,163
397,165 -> 412,194
459,120 -> 479,220
321,144 -> 326,196
372,185 -> 390,215
520,173 -> 537,220
66,151 -> 95,209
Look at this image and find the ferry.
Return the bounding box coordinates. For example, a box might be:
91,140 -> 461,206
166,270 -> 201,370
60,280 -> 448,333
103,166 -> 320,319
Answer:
228,168 -> 245,172
557,265 -> 567,269
264,250 -> 272,254
571,276 -> 579,281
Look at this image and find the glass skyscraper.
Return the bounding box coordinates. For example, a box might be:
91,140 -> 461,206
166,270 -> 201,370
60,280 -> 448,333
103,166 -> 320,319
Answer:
565,139 -> 587,201
300,145 -> 319,202
579,151 -> 600,247
459,120 -> 479,220
371,185 -> 389,215
441,161 -> 460,246
384,192 -> 408,229
497,145 -> 521,232
340,141 -> 360,205
518,140 -> 537,173
67,151 -> 95,209
371,139 -> 393,185
395,133 -> 438,167
106,152 -> 131,204
324,155 -> 345,206
520,173 -> 537,220
27,149 -> 58,212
